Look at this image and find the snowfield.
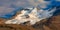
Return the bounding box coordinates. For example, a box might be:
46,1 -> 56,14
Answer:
5,7 -> 56,25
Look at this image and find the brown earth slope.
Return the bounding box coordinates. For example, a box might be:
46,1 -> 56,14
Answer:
0,15 -> 60,30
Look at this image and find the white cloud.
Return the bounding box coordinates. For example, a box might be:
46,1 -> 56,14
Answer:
0,0 -> 51,8
0,0 -> 55,18
0,7 -> 15,16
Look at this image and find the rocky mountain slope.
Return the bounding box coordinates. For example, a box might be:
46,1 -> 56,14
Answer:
0,7 -> 59,30
0,15 -> 60,30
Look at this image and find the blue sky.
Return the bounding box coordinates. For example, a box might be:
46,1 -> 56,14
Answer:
0,0 -> 60,19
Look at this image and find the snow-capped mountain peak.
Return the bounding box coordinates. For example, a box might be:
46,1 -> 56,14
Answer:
5,7 -> 56,25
